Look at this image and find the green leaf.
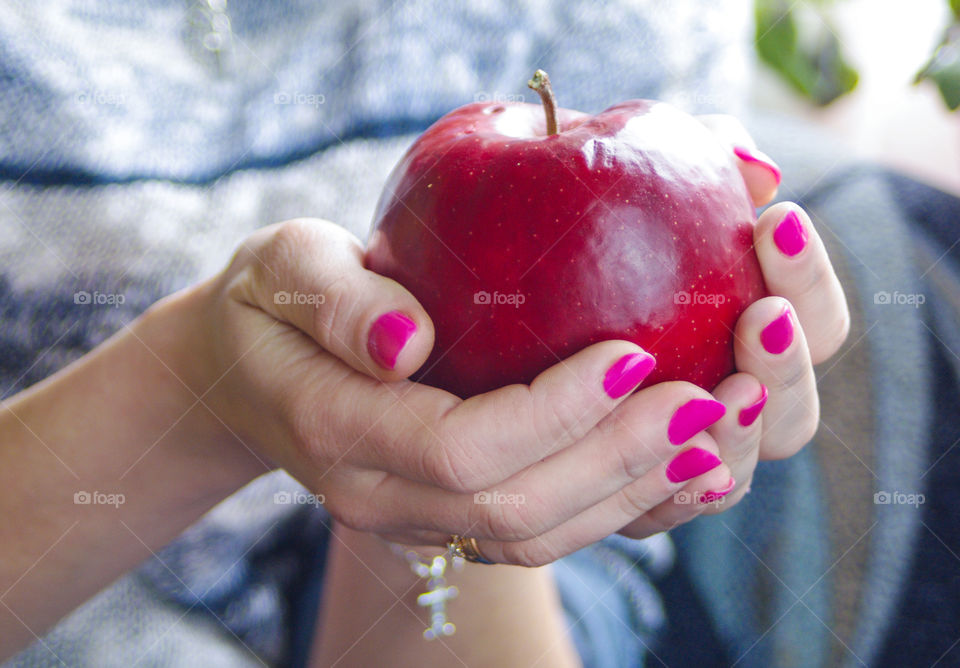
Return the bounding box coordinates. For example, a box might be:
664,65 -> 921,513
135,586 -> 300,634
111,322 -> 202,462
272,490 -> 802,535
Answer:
916,24 -> 960,110
754,0 -> 858,106
811,27 -> 860,105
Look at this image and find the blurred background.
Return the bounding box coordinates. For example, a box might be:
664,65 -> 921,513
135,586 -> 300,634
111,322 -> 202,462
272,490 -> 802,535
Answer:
753,0 -> 960,194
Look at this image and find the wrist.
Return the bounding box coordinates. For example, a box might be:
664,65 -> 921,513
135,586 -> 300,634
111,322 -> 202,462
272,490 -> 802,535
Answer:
132,279 -> 267,501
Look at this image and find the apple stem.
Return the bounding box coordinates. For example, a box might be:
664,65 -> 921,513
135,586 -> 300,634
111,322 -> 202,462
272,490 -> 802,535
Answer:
527,69 -> 559,136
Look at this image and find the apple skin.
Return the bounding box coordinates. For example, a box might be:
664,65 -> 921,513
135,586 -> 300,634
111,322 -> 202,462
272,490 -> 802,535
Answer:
366,99 -> 767,398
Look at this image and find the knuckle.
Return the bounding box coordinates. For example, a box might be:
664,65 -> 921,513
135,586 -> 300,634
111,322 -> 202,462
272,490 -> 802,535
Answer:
283,389 -> 327,463
594,407 -> 640,452
604,431 -> 647,481
595,388 -> 657,440
795,261 -> 828,302
311,274 -> 352,344
615,483 -> 656,519
501,540 -> 554,568
222,241 -> 258,278
268,219 -> 314,266
329,500 -> 378,533
420,424 -> 483,493
471,500 -> 530,542
534,387 -> 589,449
281,383 -> 357,472
226,225 -> 280,277
769,353 -> 810,394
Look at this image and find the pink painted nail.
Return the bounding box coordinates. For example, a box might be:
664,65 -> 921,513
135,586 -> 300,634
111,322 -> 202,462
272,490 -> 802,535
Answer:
733,146 -> 782,185
666,448 -> 723,483
760,306 -> 793,355
700,476 -> 736,503
738,385 -> 768,427
603,352 -> 656,399
367,311 -> 417,370
668,399 -> 726,445
773,210 -> 808,257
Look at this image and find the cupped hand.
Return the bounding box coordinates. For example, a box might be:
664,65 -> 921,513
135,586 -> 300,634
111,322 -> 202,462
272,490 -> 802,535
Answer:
187,219 -> 737,567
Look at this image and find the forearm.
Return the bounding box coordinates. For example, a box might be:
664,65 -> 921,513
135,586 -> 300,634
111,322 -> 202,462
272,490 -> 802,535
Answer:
310,523 -> 581,668
0,284 -> 263,659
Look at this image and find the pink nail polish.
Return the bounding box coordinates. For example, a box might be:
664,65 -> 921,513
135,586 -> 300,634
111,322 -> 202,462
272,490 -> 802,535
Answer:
699,476 -> 736,503
773,210 -> 808,257
367,311 -> 417,370
733,146 -> 782,185
668,399 -> 726,445
760,306 -> 793,355
603,352 -> 656,399
738,385 -> 768,427
666,448 -> 723,483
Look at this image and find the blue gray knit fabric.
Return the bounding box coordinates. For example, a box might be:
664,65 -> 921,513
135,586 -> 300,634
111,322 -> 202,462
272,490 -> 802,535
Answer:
0,0 -> 750,185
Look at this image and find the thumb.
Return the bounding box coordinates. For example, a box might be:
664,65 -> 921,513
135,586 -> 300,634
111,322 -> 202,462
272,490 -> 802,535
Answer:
240,218 -> 434,381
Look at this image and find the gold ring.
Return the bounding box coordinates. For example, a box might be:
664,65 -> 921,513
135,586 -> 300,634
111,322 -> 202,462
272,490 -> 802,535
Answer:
447,534 -> 494,564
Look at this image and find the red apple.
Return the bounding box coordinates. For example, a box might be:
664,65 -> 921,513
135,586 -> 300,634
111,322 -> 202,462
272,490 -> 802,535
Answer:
366,71 -> 767,398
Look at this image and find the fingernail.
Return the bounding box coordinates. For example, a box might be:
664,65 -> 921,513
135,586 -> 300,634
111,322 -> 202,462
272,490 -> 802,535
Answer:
738,385 -> 768,427
773,210 -> 808,257
666,448 -> 723,483
733,146 -> 782,185
603,352 -> 656,399
367,311 -> 417,370
760,306 -> 793,355
668,399 -> 726,445
700,476 -> 736,503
